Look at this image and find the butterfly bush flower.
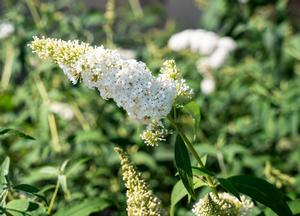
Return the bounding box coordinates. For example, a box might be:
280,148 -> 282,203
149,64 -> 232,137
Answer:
29,37 -> 192,146
192,192 -> 254,216
114,147 -> 162,216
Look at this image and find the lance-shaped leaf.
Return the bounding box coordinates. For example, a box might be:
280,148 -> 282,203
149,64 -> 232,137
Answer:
174,135 -> 195,199
221,175 -> 292,216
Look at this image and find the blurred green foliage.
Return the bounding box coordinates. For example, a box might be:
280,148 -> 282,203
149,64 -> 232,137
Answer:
0,0 -> 299,215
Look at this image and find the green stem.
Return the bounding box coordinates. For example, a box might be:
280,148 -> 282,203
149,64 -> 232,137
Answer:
25,0 -> 40,26
1,43 -> 14,90
168,116 -> 216,189
128,0 -> 144,17
47,179 -> 60,215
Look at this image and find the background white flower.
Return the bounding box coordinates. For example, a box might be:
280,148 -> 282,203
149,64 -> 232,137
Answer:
0,22 -> 14,40
200,78 -> 215,95
168,29 -> 236,70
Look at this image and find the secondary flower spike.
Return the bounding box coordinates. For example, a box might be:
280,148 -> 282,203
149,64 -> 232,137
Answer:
29,37 -> 192,123
114,147 -> 162,216
192,192 -> 254,216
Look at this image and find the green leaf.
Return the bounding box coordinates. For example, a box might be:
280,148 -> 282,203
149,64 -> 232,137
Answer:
58,174 -> 70,199
201,155 -> 207,166
192,166 -> 215,177
53,198 -> 110,216
13,184 -> 39,194
184,101 -> 201,139
13,184 -> 47,203
170,179 -> 205,216
6,199 -> 39,216
65,158 -> 89,177
0,128 -> 35,140
184,101 -> 200,117
288,199 -> 300,215
174,135 -> 195,199
0,157 -> 10,185
224,175 -> 292,216
217,178 -> 240,201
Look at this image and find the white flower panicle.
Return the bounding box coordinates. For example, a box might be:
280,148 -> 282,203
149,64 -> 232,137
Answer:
114,147 -> 162,216
29,37 -> 192,123
168,29 -> 236,70
192,192 -> 254,216
0,22 -> 14,40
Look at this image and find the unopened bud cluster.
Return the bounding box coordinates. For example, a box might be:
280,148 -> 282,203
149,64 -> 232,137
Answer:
114,147 -> 162,216
192,192 -> 254,216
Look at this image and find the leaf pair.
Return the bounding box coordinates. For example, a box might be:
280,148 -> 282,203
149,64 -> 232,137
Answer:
218,176 -> 293,216
174,134 -> 293,216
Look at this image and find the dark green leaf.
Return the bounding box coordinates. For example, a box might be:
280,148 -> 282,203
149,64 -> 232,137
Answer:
0,128 -> 35,140
13,184 -> 47,204
14,184 -> 39,193
174,135 -> 195,199
217,178 -> 240,201
27,202 -> 39,211
225,175 -> 292,216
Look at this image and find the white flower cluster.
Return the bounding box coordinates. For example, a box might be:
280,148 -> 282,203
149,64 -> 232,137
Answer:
192,192 -> 254,216
168,29 -> 236,70
74,46 -> 177,121
200,78 -> 215,95
29,37 -> 188,123
0,22 -> 14,40
168,29 -> 236,95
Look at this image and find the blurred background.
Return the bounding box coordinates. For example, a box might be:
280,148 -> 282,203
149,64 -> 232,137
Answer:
0,0 -> 300,215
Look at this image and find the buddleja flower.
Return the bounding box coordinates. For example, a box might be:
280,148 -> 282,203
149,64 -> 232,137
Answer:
114,147 -> 162,216
192,192 -> 254,216
29,37 -> 191,146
